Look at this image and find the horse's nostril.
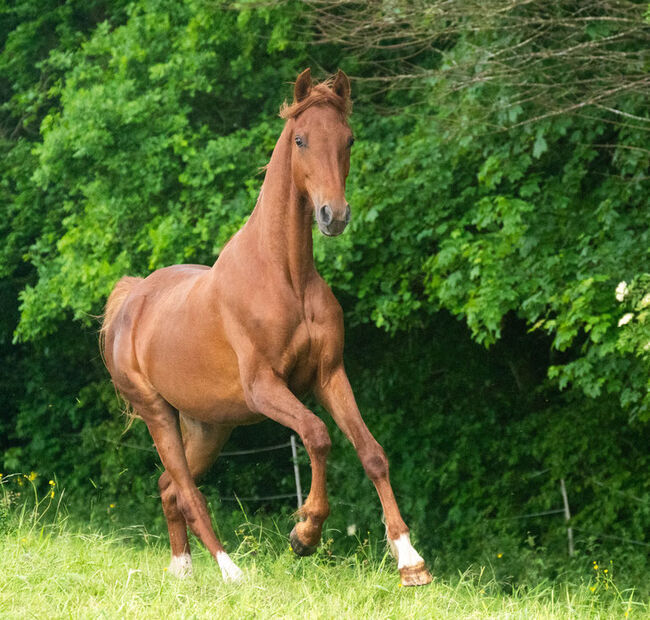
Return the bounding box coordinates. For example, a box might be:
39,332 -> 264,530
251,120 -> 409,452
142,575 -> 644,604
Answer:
320,205 -> 333,226
344,204 -> 351,224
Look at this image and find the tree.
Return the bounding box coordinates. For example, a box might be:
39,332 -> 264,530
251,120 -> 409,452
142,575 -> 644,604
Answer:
308,0 -> 650,127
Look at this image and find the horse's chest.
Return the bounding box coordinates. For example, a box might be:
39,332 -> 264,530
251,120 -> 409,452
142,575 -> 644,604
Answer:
284,317 -> 323,394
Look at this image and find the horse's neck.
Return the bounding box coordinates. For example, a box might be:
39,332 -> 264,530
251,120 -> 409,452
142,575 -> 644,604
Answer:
246,126 -> 315,291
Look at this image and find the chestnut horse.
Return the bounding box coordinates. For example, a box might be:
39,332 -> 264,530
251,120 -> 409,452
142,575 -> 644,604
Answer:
101,69 -> 431,587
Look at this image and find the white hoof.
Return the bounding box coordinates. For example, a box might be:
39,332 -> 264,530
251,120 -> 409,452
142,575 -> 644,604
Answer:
216,551 -> 243,583
168,553 -> 193,578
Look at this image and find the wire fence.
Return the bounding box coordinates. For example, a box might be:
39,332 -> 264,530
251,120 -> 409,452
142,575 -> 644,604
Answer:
102,435 -> 650,553
491,476 -> 650,555
101,434 -> 304,508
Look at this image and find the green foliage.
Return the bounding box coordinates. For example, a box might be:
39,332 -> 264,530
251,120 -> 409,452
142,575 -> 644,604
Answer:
1,0 -> 649,589
319,88 -> 650,416
14,0 -> 309,340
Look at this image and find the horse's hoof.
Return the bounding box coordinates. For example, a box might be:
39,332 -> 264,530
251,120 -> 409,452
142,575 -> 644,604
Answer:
167,553 -> 193,578
289,525 -> 317,557
217,551 -> 243,583
400,562 -> 433,587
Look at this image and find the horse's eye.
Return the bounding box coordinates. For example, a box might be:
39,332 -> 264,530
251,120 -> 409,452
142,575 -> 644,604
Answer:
295,136 -> 305,148
348,136 -> 355,148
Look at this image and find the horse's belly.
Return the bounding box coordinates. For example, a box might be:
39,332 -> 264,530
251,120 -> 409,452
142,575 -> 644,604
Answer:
158,369 -> 262,426
142,322 -> 261,424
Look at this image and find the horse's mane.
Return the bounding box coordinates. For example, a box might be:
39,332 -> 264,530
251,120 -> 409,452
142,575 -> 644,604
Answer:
279,80 -> 352,120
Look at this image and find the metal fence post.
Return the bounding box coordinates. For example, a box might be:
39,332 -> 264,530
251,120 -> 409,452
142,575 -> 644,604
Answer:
290,434 -> 303,509
560,478 -> 575,556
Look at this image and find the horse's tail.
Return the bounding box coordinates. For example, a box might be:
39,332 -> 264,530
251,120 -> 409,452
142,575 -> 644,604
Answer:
100,276 -> 143,429
99,276 -> 143,364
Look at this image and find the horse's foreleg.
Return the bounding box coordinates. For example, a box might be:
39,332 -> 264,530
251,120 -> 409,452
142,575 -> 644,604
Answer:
134,396 -> 242,582
159,418 -> 234,578
316,365 -> 432,587
245,371 -> 331,554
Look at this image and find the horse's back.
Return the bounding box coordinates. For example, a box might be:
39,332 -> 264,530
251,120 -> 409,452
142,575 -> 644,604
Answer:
129,263 -> 212,310
108,264 -> 211,342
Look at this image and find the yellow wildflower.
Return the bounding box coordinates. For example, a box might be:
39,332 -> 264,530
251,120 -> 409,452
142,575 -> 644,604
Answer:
497,553 -> 503,559
49,480 -> 56,486
593,564 -> 599,570
109,503 -> 115,509
28,471 -> 37,481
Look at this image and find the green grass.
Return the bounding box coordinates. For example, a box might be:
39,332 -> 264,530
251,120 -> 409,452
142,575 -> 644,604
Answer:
1,514 -> 646,619
0,479 -> 647,619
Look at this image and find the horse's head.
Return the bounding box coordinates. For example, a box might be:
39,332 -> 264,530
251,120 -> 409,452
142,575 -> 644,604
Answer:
283,68 -> 354,237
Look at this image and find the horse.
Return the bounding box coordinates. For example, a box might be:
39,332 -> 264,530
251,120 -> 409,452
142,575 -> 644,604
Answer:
100,68 -> 432,587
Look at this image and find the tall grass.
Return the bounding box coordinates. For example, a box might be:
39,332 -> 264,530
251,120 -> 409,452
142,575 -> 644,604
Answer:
0,477 -> 646,619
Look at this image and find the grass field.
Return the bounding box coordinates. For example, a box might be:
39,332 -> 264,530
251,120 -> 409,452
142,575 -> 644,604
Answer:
1,505 -> 646,620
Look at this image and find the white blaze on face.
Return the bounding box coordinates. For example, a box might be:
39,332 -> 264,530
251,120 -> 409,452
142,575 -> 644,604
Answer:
216,551 -> 243,582
388,533 -> 424,569
168,553 -> 192,578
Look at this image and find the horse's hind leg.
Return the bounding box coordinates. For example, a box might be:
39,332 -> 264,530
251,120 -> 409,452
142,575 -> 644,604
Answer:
130,393 -> 242,582
159,418 -> 233,578
158,470 -> 191,577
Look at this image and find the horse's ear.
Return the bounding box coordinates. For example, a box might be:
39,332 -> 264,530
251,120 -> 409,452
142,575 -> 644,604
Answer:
294,68 -> 312,103
332,69 -> 350,101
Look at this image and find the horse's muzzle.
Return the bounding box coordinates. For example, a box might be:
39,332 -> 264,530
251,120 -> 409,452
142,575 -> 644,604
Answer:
317,204 -> 350,237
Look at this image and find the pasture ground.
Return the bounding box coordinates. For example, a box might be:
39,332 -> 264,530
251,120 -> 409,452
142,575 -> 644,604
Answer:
0,510 -> 646,619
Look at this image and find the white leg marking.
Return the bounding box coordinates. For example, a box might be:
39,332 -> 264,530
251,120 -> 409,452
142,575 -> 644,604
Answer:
216,551 -> 243,583
168,553 -> 192,578
388,533 -> 424,569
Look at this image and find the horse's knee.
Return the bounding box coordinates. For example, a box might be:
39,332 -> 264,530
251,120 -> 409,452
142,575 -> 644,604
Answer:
302,418 -> 331,458
361,445 -> 389,481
